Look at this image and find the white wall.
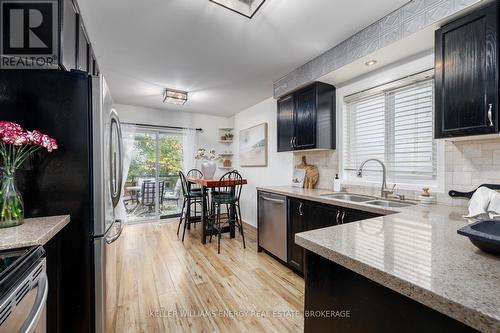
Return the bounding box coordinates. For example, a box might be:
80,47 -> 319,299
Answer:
114,103 -> 231,167
232,98 -> 294,227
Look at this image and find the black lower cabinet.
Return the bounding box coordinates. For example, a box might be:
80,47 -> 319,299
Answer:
44,233 -> 62,333
304,251 -> 477,333
288,198 -> 342,274
343,208 -> 380,223
287,199 -> 367,274
288,199 -> 307,273
279,196 -> 382,275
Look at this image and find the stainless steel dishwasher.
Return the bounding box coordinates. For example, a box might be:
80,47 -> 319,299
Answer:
258,192 -> 287,262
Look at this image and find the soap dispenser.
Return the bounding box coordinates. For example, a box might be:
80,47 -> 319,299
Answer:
333,174 -> 341,192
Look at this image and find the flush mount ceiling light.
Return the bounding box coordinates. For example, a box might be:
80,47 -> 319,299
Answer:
163,89 -> 188,105
365,60 -> 378,66
209,0 -> 266,19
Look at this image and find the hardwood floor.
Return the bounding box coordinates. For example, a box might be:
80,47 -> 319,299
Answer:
105,218 -> 305,333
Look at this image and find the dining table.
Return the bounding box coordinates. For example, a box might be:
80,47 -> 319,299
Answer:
187,177 -> 248,244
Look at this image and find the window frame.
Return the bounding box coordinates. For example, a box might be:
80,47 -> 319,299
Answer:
338,69 -> 445,192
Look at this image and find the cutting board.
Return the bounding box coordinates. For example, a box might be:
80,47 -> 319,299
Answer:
296,156 -> 319,189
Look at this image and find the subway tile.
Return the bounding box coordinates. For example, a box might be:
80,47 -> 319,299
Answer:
452,171 -> 472,185
462,144 -> 482,157
493,150 -> 500,164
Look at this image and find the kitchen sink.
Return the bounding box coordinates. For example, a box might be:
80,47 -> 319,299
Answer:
365,200 -> 415,208
321,193 -> 375,202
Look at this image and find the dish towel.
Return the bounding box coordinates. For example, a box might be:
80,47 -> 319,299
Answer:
487,191 -> 500,219
465,187 -> 500,218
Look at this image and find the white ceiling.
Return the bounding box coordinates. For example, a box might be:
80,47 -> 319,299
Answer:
78,0 -> 409,116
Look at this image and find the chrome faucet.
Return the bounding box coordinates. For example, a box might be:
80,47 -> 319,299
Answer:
357,159 -> 396,198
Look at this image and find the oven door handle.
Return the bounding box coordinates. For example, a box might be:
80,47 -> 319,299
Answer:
20,272 -> 48,333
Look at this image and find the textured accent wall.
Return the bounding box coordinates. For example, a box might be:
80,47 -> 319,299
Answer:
273,0 -> 484,98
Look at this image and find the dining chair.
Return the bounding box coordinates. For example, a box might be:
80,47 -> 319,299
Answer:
209,170 -> 245,254
177,171 -> 206,242
140,180 -> 165,213
186,169 -> 203,191
186,169 -> 204,217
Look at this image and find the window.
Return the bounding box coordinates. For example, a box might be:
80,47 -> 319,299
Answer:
343,71 -> 437,185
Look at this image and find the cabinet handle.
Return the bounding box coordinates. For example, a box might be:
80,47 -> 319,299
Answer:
299,202 -> 303,216
341,211 -> 346,224
336,211 -> 341,224
488,104 -> 494,127
292,137 -> 297,147
290,137 -> 294,147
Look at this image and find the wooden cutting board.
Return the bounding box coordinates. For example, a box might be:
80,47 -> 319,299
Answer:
296,156 -> 319,189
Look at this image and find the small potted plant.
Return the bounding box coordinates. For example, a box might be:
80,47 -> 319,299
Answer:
0,121 -> 58,228
224,131 -> 234,141
195,148 -> 220,179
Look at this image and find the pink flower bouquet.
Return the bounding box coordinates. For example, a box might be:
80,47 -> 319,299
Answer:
0,121 -> 58,227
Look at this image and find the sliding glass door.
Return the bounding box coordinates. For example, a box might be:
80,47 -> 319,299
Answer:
123,128 -> 183,223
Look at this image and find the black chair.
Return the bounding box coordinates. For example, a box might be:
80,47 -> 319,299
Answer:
209,170 -> 245,254
177,171 -> 207,242
140,180 -> 165,213
186,169 -> 203,192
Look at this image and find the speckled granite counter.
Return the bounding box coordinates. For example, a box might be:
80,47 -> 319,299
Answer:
257,186 -> 500,333
0,215 -> 70,250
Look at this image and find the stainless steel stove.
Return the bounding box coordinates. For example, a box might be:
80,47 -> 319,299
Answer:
0,246 -> 47,333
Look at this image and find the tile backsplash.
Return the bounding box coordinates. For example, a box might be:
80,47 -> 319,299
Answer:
294,138 -> 500,208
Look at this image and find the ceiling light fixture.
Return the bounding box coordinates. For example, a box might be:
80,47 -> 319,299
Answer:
163,89 -> 188,105
209,0 -> 266,19
365,60 -> 377,66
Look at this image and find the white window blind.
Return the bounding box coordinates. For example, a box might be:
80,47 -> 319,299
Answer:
343,73 -> 436,184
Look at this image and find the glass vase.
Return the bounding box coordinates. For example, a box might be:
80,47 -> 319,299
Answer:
0,173 -> 24,228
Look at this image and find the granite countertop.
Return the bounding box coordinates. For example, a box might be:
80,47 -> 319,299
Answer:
257,186 -> 500,333
0,215 -> 70,251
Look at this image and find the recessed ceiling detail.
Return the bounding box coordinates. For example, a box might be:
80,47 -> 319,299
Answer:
209,0 -> 266,19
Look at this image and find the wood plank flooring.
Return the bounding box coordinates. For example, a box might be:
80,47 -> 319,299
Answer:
106,219 -> 304,333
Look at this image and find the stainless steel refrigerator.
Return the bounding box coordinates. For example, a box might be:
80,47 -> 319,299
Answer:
0,69 -> 124,333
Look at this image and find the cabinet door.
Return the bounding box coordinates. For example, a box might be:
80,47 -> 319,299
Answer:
435,4 -> 498,138
307,201 -> 339,230
277,95 -> 295,152
294,86 -> 316,149
61,0 -> 77,70
288,199 -> 307,273
77,20 -> 89,73
342,208 -> 380,224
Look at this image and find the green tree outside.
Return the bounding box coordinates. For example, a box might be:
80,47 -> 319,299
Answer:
127,133 -> 183,182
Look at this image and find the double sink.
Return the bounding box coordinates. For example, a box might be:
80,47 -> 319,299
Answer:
321,193 -> 416,208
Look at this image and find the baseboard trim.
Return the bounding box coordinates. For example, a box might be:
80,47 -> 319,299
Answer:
242,221 -> 257,232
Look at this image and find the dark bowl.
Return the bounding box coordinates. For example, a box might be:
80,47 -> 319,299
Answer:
457,220 -> 500,255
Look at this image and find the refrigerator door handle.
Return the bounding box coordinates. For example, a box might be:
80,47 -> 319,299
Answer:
105,219 -> 123,244
109,109 -> 124,208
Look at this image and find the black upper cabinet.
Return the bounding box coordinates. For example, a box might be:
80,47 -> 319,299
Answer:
277,95 -> 295,152
60,0 -> 77,71
277,82 -> 335,152
59,1 -> 99,74
435,3 -> 499,138
294,86 -> 316,149
77,18 -> 90,73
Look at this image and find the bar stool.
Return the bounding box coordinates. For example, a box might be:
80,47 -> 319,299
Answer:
209,170 -> 245,254
186,169 -> 203,220
177,171 -> 206,242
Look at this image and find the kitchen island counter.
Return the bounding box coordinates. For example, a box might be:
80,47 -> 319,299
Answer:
257,186 -> 499,332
